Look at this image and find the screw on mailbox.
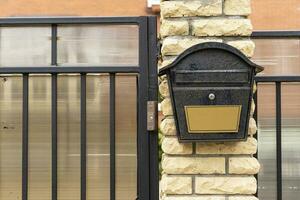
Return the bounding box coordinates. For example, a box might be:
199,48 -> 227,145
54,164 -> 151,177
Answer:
208,93 -> 216,100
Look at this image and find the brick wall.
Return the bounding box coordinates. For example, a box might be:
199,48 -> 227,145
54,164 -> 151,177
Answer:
159,1 -> 260,200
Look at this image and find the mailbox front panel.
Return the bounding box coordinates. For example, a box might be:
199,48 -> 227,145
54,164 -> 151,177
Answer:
172,86 -> 252,141
185,105 -> 242,133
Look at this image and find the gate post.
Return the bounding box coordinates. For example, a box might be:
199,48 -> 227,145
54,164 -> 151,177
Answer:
159,1 -> 260,200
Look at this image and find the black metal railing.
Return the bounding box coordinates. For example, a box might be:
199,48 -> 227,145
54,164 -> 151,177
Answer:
12,70 -> 132,200
252,30 -> 300,200
254,75 -> 300,200
0,16 -> 158,200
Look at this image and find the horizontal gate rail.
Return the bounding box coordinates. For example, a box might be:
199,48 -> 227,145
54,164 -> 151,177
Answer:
0,16 -> 142,24
255,75 -> 300,82
0,66 -> 140,74
252,31 -> 300,38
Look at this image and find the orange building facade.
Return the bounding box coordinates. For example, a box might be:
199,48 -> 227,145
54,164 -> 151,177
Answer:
0,0 -> 299,30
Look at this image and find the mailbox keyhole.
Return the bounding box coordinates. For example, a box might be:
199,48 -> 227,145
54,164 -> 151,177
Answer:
208,93 -> 216,100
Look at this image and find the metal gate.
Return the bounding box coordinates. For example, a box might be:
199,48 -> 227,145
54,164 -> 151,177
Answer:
252,31 -> 300,200
0,17 -> 158,200
254,75 -> 300,200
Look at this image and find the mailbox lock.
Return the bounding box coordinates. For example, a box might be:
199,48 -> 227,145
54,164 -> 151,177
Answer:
208,93 -> 216,100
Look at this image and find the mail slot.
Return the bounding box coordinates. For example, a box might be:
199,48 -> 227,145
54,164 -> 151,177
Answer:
159,42 -> 264,142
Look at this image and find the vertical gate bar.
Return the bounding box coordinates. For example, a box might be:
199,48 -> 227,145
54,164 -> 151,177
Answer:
81,73 -> 87,200
147,16 -> 159,200
51,24 -> 58,66
22,74 -> 29,200
110,73 -> 116,200
137,16 -> 149,200
276,82 -> 282,200
51,74 -> 58,200
253,85 -> 258,198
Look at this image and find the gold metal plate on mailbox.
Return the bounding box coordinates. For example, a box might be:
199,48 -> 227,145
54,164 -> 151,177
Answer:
185,105 -> 242,134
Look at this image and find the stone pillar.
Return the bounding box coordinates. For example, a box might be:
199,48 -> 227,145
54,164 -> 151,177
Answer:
159,1 -> 260,200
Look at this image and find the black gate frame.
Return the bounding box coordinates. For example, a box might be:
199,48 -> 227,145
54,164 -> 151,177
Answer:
0,16 -> 158,200
252,30 -> 300,200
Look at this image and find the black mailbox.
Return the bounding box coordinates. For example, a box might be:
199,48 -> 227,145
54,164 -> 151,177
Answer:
159,42 -> 263,142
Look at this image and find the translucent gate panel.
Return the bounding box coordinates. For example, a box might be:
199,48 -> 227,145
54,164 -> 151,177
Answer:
282,83 -> 300,199
57,25 -> 139,66
115,75 -> 137,200
0,26 -> 51,66
252,39 -> 300,76
0,76 -> 22,200
86,74 -> 110,200
257,83 -> 277,200
28,76 -> 51,200
57,75 -> 81,200
0,74 -> 138,200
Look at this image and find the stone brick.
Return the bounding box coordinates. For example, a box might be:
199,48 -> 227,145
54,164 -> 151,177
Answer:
253,82 -> 257,93
228,196 -> 258,200
161,37 -> 222,56
250,100 -> 255,116
224,0 -> 251,16
161,0 -> 222,18
160,20 -> 189,38
160,117 -> 176,136
164,196 -> 226,200
192,19 -> 252,36
196,138 -> 257,155
161,98 -> 173,116
162,137 -> 193,155
159,0 -> 259,197
161,175 -> 192,194
195,176 -> 257,194
229,157 -> 260,174
159,79 -> 170,98
160,57 -> 176,69
226,40 -> 255,57
248,118 -> 257,135
162,156 -> 225,174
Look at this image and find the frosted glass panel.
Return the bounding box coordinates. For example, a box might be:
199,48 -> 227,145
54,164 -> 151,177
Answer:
252,39 -> 300,76
257,83 -> 277,200
282,83 -> 300,200
28,76 -> 51,200
0,76 -> 22,200
254,38 -> 300,200
115,75 -> 137,200
0,26 -> 51,66
86,75 -> 110,200
0,74 -> 138,200
57,75 -> 81,200
57,25 -> 139,66
258,83 -> 300,200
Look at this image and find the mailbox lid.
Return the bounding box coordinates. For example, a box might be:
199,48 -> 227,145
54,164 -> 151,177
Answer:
159,42 -> 263,76
174,69 -> 251,84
